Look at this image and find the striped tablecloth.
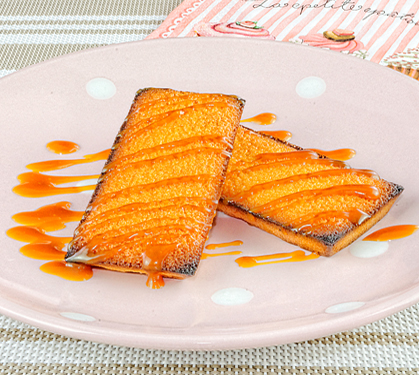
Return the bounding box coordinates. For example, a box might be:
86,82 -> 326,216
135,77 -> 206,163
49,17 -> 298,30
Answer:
1,1 -> 419,374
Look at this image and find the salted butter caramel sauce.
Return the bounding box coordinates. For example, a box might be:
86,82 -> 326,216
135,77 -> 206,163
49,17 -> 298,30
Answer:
46,140 -> 80,155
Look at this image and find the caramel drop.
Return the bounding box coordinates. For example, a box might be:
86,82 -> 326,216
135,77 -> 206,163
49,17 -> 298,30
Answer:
20,244 -> 66,261
13,172 -> 98,198
236,250 -> 319,268
46,141 -> 80,155
363,225 -> 419,241
308,148 -> 356,161
241,113 -> 277,125
27,149 -> 110,173
40,261 -> 93,281
205,240 -> 243,250
260,130 -> 292,141
12,201 -> 84,231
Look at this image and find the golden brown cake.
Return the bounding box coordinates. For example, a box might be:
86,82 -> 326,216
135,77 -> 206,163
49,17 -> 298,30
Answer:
66,88 -> 245,288
218,126 -> 403,257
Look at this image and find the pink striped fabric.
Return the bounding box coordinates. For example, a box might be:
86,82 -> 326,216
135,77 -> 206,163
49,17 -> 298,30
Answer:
147,0 -> 419,66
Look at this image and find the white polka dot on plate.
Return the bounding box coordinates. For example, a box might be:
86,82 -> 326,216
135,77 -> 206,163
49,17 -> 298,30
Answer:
211,287 -> 254,306
349,241 -> 389,258
86,78 -> 116,100
296,76 -> 326,99
60,312 -> 96,321
325,301 -> 365,314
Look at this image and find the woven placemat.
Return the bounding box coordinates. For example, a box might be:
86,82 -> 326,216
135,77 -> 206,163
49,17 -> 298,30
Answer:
1,0 -> 419,373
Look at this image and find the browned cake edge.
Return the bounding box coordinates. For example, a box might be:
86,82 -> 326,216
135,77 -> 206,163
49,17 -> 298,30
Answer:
66,88 -> 245,278
218,183 -> 403,257
219,126 -> 404,257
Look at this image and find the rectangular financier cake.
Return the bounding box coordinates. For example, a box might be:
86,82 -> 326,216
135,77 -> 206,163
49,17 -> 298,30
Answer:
66,88 -> 245,288
218,126 -> 404,257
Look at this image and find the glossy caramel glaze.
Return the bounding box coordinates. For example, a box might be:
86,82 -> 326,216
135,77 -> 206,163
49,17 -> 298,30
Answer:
46,140 -> 80,155
363,225 -> 419,241
66,88 -> 245,288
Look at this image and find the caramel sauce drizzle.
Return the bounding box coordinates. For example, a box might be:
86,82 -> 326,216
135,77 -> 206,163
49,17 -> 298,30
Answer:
46,140 -> 80,155
104,147 -> 227,176
254,185 -> 380,216
27,149 -> 110,173
127,94 -> 232,122
233,168 -> 379,202
308,148 -> 356,161
74,219 -> 203,257
13,172 -> 99,198
236,250 -> 319,268
363,225 -> 419,241
20,243 -> 66,261
237,157 -> 348,177
81,197 -> 215,231
254,150 -> 320,163
291,209 -> 370,233
143,243 -> 178,289
40,261 -> 93,281
7,226 -> 72,249
241,113 -> 277,125
105,135 -> 231,172
7,225 -> 70,263
201,251 -> 243,260
88,174 -> 214,211
205,240 -> 243,250
232,150 -> 321,170
202,240 -> 243,260
260,130 -> 292,141
119,102 -> 233,148
12,201 -> 83,231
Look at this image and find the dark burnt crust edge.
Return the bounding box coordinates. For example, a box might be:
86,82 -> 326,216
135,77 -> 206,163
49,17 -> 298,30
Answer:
219,181 -> 403,255
65,89 -> 151,259
220,126 -> 404,255
67,88 -> 245,276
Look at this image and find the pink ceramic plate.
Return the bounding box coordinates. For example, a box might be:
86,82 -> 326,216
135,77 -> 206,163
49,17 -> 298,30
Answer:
0,38 -> 419,350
